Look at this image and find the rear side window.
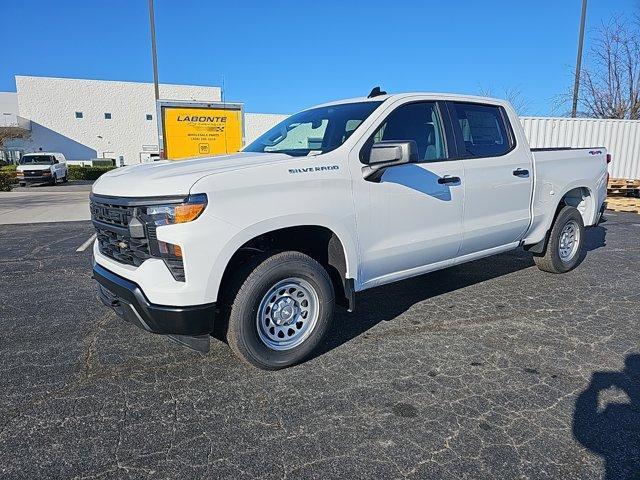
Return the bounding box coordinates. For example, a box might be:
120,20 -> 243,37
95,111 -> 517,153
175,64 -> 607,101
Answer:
451,103 -> 513,158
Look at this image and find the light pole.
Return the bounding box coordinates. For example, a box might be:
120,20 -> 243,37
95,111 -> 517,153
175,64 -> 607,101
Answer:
571,0 -> 588,118
148,0 -> 160,101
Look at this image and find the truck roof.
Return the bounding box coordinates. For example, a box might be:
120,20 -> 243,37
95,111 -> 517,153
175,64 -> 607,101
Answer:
314,92 -> 511,109
23,152 -> 64,156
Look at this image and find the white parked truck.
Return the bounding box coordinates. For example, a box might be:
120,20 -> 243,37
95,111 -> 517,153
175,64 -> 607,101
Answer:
90,91 -> 608,369
16,152 -> 68,186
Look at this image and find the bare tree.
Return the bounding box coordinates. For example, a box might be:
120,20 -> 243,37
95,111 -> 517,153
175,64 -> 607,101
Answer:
0,127 -> 27,153
577,15 -> 640,119
477,85 -> 532,115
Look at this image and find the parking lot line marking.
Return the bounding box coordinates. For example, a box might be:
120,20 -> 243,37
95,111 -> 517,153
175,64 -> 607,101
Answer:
76,233 -> 97,252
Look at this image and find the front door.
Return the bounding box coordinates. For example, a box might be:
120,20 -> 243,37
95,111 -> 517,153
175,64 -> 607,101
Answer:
350,100 -> 465,289
52,157 -> 64,179
448,102 -> 533,256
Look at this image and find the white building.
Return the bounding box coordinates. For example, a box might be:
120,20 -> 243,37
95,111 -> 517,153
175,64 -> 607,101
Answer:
0,76 -> 286,165
4,76 -> 637,179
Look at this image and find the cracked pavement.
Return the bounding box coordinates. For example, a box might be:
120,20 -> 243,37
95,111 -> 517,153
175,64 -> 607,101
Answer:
0,213 -> 639,479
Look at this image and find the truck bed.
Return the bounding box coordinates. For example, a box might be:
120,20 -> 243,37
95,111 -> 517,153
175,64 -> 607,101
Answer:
524,147 -> 608,245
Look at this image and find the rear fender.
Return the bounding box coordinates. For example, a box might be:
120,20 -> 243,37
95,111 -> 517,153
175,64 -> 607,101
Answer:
524,183 -> 596,248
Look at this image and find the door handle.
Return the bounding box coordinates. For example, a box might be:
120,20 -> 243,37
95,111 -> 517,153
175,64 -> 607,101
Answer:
513,168 -> 529,177
437,175 -> 461,185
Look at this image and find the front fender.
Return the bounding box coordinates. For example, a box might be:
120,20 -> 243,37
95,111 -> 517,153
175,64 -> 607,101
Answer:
207,214 -> 359,303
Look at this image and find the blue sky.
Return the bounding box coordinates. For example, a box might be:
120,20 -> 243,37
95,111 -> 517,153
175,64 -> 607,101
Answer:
1,0 -> 637,115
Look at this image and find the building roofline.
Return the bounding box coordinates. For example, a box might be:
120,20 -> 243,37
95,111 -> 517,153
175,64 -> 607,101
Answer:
15,75 -> 220,90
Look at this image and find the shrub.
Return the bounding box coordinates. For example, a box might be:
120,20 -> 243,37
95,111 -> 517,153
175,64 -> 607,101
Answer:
67,165 -> 116,181
0,171 -> 16,192
91,159 -> 115,167
0,164 -> 16,172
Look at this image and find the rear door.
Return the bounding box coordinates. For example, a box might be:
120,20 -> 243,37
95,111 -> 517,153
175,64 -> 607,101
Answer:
448,102 -> 533,255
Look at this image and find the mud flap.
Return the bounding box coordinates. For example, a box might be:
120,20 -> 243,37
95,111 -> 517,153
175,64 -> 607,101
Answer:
167,334 -> 211,353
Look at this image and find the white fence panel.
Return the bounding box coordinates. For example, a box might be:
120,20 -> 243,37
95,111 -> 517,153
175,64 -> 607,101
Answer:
521,117 -> 640,180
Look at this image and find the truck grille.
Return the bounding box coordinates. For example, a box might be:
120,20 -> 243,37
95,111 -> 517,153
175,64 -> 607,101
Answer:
90,196 -> 185,281
90,202 -> 134,228
90,199 -> 151,267
95,227 -> 151,267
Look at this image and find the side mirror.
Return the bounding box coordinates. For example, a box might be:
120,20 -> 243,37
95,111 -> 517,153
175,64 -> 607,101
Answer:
362,140 -> 418,181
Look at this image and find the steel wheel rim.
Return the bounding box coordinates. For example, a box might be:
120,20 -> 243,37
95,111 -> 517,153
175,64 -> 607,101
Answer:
256,277 -> 319,351
558,219 -> 580,262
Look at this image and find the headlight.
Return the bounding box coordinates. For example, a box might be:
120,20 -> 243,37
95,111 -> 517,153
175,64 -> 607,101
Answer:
141,194 -> 207,282
145,193 -> 207,226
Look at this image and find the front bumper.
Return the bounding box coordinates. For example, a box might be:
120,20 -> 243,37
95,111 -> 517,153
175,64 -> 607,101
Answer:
93,263 -> 216,339
18,175 -> 52,184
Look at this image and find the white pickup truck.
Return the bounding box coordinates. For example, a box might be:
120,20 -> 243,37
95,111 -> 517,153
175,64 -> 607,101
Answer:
90,91 -> 608,370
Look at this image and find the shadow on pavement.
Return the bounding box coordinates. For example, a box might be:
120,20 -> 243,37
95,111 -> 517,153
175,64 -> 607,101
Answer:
12,180 -> 94,192
585,225 -> 607,252
573,354 -> 640,480
318,223 -> 608,356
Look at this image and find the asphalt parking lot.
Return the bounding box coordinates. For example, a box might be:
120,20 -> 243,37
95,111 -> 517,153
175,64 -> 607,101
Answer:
0,214 -> 639,479
0,182 -> 92,225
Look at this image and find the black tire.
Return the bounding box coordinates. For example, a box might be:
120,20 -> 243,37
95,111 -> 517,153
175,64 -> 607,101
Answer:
221,251 -> 334,370
50,174 -> 57,186
534,205 -> 585,273
62,174 -> 68,183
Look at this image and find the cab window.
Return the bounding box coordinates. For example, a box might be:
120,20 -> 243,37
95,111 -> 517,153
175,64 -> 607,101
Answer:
264,120 -> 328,152
366,102 -> 447,162
245,101 -> 383,156
19,155 -> 54,165
451,102 -> 514,158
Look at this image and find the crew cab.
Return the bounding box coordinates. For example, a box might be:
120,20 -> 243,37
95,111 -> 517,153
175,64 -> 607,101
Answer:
16,152 -> 68,186
90,91 -> 608,370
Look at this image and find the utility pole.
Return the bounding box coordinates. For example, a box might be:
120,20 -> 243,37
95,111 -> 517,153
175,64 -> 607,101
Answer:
148,0 -> 160,101
571,0 -> 588,118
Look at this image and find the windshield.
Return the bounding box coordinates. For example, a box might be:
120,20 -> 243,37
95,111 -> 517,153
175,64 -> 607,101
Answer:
20,155 -> 54,165
244,101 -> 383,156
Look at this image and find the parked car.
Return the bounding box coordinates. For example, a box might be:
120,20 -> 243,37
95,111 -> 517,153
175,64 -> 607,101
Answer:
89,91 -> 608,370
16,152 -> 68,186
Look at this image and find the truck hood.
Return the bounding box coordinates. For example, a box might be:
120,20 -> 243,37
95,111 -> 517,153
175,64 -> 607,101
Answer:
92,152 -> 292,197
17,165 -> 51,172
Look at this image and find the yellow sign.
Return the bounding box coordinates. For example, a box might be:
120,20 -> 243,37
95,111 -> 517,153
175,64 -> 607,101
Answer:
163,107 -> 243,160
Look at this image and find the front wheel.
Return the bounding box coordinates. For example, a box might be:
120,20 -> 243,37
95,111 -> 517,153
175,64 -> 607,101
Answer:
534,205 -> 585,273
222,251 -> 335,370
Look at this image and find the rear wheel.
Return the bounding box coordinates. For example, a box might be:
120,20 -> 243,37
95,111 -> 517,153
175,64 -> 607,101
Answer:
222,251 -> 334,370
534,205 -> 585,273
62,173 -> 68,183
